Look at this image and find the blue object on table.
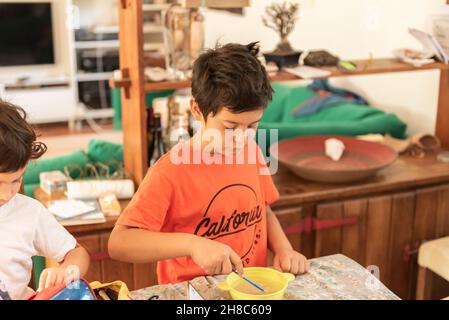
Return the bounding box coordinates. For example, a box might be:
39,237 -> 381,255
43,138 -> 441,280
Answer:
232,269 -> 265,293
50,280 -> 96,300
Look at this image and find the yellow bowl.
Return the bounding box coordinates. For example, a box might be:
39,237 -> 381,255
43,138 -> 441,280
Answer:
218,267 -> 295,300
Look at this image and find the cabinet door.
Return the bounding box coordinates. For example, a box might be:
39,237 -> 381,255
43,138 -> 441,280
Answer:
315,200 -> 367,262
435,186 -> 449,238
387,192 -> 415,299
99,232 -> 156,290
341,199 -> 368,263
315,202 -> 344,257
99,233 -> 134,288
365,196 -> 393,285
76,234 -> 102,283
274,205 -> 315,259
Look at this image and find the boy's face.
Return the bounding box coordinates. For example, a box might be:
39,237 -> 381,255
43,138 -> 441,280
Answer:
0,167 -> 25,207
190,99 -> 263,155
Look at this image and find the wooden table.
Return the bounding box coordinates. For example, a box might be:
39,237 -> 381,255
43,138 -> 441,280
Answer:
130,254 -> 399,300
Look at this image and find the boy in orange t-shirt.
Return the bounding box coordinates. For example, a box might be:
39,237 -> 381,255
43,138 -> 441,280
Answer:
108,42 -> 309,284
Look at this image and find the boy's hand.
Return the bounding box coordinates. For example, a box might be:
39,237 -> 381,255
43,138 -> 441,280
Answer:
273,249 -> 310,275
190,237 -> 244,276
38,265 -> 80,291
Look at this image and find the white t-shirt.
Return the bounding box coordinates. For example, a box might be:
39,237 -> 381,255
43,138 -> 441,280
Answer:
0,193 -> 77,300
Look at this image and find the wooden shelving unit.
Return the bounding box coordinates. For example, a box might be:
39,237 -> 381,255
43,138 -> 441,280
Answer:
112,5 -> 449,184
112,58 -> 449,93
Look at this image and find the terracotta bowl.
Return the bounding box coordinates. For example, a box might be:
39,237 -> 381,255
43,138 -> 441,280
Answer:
270,136 -> 398,183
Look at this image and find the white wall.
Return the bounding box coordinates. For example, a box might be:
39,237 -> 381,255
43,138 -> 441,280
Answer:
203,0 -> 449,135
73,0 -> 118,28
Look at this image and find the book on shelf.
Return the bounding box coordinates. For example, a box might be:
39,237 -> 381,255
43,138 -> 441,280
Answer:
409,28 -> 449,64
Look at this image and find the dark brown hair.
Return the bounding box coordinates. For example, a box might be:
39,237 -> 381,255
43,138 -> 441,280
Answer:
0,99 -> 47,172
191,42 -> 273,119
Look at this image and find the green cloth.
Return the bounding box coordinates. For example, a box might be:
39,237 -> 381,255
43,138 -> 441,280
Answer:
24,183 -> 39,198
88,139 -> 123,163
24,140 -> 125,196
88,139 -> 124,175
259,83 -> 407,142
24,150 -> 90,185
32,256 -> 45,289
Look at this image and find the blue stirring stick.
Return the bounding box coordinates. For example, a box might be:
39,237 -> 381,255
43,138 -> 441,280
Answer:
232,269 -> 265,293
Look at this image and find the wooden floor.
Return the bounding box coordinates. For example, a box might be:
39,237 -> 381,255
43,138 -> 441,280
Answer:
32,120 -> 122,158
35,119 -> 114,138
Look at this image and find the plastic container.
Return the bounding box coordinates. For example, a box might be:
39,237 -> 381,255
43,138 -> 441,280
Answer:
218,267 -> 295,300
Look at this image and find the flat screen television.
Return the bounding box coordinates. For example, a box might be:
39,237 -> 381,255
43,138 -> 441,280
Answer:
0,2 -> 55,67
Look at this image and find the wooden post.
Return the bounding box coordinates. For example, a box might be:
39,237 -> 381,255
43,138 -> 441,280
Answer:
435,68 -> 449,149
118,0 -> 148,184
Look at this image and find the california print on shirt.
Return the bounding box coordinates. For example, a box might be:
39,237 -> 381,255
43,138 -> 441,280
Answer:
193,183 -> 263,266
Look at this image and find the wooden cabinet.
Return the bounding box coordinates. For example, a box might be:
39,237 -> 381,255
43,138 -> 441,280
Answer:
275,205 -> 315,259
75,231 -> 156,291
272,184 -> 449,300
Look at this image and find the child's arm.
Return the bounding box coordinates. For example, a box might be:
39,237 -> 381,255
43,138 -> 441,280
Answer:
38,243 -> 90,291
266,206 -> 310,274
108,224 -> 244,275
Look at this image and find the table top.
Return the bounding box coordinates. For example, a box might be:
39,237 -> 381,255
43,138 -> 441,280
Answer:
130,254 -> 400,300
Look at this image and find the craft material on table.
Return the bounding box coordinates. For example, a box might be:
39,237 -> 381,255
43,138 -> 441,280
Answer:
98,192 -> 121,217
39,171 -> 68,195
48,199 -> 105,226
219,267 -> 294,300
48,200 -> 96,219
66,179 -> 135,200
231,268 -> 265,293
325,138 -> 345,161
188,282 -> 204,300
130,254 -> 400,300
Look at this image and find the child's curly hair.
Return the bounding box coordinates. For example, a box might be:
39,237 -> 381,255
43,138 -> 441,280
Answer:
0,99 -> 47,172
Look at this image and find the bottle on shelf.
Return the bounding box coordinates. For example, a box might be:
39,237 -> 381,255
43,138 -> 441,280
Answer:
149,112 -> 166,166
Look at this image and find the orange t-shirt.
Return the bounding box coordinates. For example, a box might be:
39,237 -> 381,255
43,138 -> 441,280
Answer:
116,140 -> 279,284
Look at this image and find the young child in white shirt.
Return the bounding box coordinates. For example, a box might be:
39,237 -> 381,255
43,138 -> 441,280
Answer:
0,100 -> 90,299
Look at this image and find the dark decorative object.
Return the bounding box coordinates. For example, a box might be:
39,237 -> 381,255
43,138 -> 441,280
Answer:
303,50 -> 340,67
262,1 -> 301,69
